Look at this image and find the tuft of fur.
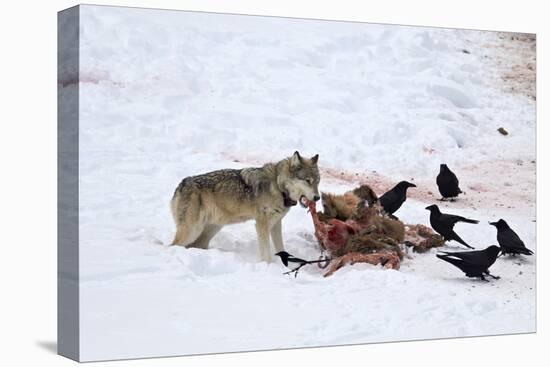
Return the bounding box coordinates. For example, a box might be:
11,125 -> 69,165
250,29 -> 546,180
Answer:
320,184 -> 379,222
403,224 -> 445,253
352,204 -> 405,243
320,192 -> 358,221
352,184 -> 379,207
339,232 -> 404,259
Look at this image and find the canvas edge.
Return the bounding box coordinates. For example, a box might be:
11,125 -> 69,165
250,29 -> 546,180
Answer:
57,4 -> 80,362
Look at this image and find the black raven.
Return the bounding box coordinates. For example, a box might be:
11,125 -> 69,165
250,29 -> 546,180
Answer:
426,204 -> 478,249
436,245 -> 501,281
436,164 -> 463,201
489,219 -> 533,256
378,181 -> 416,217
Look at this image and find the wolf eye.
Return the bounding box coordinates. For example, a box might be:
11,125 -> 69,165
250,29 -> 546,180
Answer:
306,178 -> 313,185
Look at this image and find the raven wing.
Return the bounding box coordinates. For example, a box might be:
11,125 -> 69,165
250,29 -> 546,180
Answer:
439,213 -> 478,227
499,228 -> 529,251
379,190 -> 395,205
287,255 -> 308,265
449,170 -> 459,187
438,250 -> 491,267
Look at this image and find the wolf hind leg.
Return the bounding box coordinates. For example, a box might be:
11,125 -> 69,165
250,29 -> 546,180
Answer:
170,191 -> 205,246
170,222 -> 205,247
191,225 -> 222,249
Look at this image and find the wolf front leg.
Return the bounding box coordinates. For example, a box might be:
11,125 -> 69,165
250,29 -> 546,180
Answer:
270,219 -> 285,253
255,218 -> 272,262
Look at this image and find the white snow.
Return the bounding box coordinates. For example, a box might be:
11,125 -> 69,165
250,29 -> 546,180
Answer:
73,5 -> 536,361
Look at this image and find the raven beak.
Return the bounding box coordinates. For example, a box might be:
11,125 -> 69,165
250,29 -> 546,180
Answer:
489,221 -> 496,226
410,183 -> 417,188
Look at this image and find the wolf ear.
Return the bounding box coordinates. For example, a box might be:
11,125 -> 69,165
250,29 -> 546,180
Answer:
311,154 -> 319,164
291,151 -> 302,168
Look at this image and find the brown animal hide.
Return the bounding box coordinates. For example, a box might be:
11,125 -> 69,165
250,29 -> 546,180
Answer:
308,184 -> 443,276
341,231 -> 404,259
352,204 -> 405,243
324,252 -> 401,277
351,184 -> 378,207
404,224 -> 445,253
320,184 -> 378,221
311,187 -> 404,255
320,192 -> 359,221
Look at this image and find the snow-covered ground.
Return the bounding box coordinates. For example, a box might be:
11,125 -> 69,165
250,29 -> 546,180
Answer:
73,5 -> 536,361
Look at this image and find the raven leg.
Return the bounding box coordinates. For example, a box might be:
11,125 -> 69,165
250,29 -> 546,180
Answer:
485,271 -> 500,280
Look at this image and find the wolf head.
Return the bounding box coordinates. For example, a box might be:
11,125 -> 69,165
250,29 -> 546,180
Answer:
279,151 -> 320,208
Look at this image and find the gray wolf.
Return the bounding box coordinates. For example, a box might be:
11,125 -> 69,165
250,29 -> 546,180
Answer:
170,151 -> 320,262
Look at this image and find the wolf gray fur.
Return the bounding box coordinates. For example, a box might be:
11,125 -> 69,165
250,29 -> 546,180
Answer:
170,151 -> 320,262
